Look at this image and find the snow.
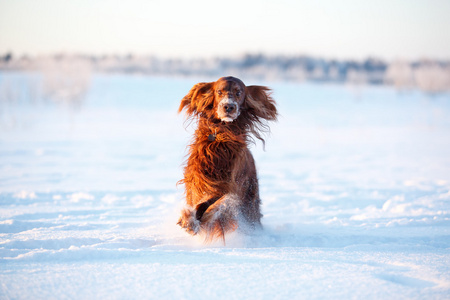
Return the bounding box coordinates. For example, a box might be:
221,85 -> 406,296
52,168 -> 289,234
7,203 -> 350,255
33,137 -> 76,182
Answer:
1,72 -> 450,299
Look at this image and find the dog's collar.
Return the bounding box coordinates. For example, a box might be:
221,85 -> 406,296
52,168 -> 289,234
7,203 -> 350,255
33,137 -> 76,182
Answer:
208,133 -> 216,142
208,128 -> 217,142
205,120 -> 235,142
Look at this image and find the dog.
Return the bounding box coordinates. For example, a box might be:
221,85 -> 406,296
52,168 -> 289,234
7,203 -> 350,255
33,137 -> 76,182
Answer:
177,76 -> 277,242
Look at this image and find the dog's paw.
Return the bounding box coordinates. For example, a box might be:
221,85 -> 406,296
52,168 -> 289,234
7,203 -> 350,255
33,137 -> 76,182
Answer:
177,207 -> 201,235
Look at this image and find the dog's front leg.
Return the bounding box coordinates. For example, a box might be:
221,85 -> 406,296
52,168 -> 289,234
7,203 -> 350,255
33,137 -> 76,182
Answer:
177,206 -> 201,235
177,196 -> 220,235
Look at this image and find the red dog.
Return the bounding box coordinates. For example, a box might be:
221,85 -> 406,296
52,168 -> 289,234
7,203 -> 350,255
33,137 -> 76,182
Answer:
177,76 -> 277,242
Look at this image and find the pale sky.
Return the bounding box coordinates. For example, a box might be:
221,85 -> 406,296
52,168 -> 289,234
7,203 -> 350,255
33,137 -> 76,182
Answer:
1,0 -> 449,60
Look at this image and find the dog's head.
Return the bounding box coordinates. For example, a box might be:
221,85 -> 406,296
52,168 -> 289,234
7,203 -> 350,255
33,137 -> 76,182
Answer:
214,77 -> 245,122
179,76 -> 277,125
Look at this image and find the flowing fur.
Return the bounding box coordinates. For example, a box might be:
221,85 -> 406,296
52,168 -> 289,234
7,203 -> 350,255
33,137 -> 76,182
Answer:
177,76 -> 277,242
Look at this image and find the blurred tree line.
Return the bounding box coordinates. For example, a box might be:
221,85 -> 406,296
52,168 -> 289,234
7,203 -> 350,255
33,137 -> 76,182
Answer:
1,52 -> 449,93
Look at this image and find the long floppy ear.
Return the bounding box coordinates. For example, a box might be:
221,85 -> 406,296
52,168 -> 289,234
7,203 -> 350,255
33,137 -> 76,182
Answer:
245,85 -> 278,122
178,82 -> 215,117
242,85 -> 278,148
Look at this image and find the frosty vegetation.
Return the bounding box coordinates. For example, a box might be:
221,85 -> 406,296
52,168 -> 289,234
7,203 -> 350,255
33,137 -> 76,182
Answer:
1,52 -> 449,93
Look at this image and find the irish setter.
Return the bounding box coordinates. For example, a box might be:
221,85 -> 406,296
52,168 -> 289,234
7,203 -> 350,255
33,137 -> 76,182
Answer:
177,76 -> 277,242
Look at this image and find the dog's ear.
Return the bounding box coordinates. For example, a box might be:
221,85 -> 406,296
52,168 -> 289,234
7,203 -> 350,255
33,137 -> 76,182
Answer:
245,86 -> 278,122
179,82 -> 215,117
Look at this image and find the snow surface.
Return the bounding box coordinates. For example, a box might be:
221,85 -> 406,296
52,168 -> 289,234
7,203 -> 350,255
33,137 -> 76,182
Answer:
1,72 -> 450,299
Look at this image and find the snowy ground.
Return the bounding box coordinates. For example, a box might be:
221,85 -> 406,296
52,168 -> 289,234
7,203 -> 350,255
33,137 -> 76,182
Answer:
1,72 -> 449,299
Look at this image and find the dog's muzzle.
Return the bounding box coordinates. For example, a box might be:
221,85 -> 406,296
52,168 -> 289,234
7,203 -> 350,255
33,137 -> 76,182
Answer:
218,98 -> 240,122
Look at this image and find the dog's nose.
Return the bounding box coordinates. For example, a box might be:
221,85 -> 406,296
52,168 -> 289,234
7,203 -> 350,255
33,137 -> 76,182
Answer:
224,103 -> 236,113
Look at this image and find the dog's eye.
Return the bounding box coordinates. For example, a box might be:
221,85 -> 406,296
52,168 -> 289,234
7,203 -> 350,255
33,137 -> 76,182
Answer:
236,91 -> 241,97
217,90 -> 222,95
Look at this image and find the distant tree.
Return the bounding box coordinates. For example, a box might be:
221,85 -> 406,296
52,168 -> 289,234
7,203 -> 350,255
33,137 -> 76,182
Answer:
385,60 -> 414,89
414,61 -> 450,93
3,52 -> 13,63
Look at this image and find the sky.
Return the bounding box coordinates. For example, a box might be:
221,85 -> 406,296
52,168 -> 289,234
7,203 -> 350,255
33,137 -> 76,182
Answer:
1,0 -> 449,61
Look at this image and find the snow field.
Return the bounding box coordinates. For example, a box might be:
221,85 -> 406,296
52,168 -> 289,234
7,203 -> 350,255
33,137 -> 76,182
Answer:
0,73 -> 449,299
